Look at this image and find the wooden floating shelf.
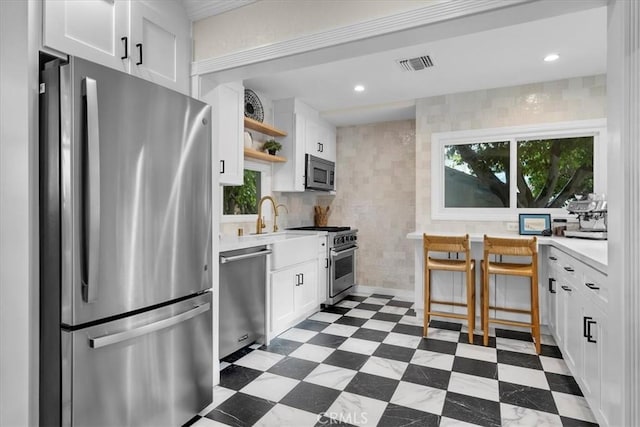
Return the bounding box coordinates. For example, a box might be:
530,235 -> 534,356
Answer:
244,117 -> 287,137
244,147 -> 287,163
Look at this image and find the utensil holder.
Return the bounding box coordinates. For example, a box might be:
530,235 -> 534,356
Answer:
314,213 -> 328,227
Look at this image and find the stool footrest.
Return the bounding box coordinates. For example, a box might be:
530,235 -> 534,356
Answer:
431,300 -> 470,308
488,318 -> 533,328
487,305 -> 532,315
426,311 -> 470,321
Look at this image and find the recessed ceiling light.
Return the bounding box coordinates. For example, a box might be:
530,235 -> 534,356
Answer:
544,53 -> 560,62
354,85 -> 365,92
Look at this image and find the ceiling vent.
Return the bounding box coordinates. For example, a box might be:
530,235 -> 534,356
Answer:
396,55 -> 434,72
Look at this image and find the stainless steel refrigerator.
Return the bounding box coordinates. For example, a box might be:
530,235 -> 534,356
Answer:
39,56 -> 213,426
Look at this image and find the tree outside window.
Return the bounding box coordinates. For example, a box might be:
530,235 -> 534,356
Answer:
444,136 -> 594,209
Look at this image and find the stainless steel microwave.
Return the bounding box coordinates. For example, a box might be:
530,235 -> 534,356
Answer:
305,154 -> 335,191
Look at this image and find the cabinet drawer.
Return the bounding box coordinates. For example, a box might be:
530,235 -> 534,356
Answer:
271,236 -> 318,270
582,265 -> 608,305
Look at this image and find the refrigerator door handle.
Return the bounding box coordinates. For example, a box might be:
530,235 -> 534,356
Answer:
89,302 -> 211,349
82,77 -> 101,303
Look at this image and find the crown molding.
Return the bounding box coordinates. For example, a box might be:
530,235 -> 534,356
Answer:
191,0 -> 531,76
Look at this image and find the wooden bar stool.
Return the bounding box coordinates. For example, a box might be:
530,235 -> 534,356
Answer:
481,235 -> 540,353
423,234 -> 476,343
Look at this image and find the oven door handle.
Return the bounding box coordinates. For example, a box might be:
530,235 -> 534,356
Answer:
331,245 -> 358,257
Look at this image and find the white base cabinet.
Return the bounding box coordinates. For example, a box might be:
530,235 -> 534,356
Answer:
317,235 -> 329,305
545,246 -> 609,426
269,236 -> 320,337
270,260 -> 317,337
43,0 -> 190,94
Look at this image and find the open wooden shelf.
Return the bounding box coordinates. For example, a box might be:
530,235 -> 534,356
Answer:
244,147 -> 287,163
244,117 -> 287,137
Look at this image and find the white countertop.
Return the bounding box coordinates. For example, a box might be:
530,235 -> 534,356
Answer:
220,230 -> 327,252
407,231 -> 607,274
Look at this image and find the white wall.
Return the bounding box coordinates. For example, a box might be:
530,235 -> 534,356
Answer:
415,75 -> 607,232
0,1 -> 40,425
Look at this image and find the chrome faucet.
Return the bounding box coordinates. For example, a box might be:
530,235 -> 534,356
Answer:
256,196 -> 279,234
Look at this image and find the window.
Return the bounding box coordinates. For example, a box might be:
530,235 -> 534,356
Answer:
221,161 -> 271,222
432,120 -> 606,221
223,170 -> 261,215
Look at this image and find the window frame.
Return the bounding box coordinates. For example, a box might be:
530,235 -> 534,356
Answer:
431,119 -> 607,221
221,160 -> 272,223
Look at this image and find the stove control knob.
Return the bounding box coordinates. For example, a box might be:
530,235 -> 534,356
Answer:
353,235 -> 358,241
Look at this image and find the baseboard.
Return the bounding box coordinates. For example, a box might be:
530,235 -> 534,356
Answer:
352,285 -> 414,301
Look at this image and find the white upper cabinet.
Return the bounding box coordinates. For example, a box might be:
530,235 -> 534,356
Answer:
43,0 -> 130,73
200,81 -> 245,186
129,0 -> 190,94
306,119 -> 336,162
43,0 -> 190,94
273,98 -> 336,192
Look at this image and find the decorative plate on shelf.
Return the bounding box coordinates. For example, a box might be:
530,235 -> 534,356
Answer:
244,89 -> 264,122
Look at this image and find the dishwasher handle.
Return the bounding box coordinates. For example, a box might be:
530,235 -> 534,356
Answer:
220,249 -> 272,264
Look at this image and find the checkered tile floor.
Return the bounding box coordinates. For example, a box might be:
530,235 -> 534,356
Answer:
187,293 -> 598,427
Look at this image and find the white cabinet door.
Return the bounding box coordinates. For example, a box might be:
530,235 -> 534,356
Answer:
321,123 -> 337,163
271,268 -> 296,335
547,276 -> 558,340
273,112 -> 305,192
129,0 -> 190,94
294,261 -> 318,316
562,281 -> 582,374
556,278 -> 568,352
306,119 -> 322,158
582,300 -> 603,412
202,82 -> 244,186
317,237 -> 328,304
305,119 -> 336,162
43,0 -> 129,73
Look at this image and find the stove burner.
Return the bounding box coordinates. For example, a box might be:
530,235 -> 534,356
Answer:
288,226 -> 351,232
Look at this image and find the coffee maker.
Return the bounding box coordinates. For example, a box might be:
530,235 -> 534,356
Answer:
564,194 -> 607,240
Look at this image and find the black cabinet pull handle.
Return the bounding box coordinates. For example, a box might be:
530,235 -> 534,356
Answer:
294,274 -> 300,286
325,258 -> 329,268
320,143 -> 324,152
586,319 -> 597,343
300,273 -> 304,285
136,43 -> 143,65
564,266 -> 574,272
121,36 -> 128,59
220,160 -> 225,174
583,316 -> 590,338
585,282 -> 600,290
548,278 -> 556,294
549,256 -> 558,261
560,285 -> 572,292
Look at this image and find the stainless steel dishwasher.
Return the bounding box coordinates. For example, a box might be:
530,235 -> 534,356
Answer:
219,246 -> 271,359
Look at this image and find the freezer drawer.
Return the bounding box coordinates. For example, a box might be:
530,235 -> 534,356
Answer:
61,292 -> 212,427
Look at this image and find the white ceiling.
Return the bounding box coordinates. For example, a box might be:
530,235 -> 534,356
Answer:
181,0 -> 257,21
242,6 -> 606,127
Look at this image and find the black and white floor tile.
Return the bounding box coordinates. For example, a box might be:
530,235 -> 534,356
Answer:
186,293 -> 598,427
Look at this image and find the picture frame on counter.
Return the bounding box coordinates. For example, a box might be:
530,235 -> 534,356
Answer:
519,213 -> 551,235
